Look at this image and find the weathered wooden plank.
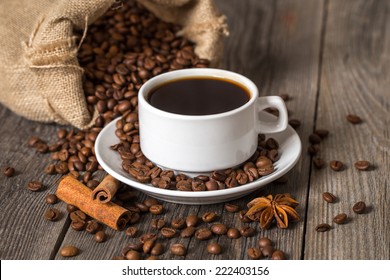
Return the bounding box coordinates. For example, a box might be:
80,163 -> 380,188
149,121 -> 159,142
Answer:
0,106 -> 71,259
304,0 -> 390,259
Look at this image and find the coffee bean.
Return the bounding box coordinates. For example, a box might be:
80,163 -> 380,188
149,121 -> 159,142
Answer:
27,136 -> 42,147
160,227 -> 176,238
186,214 -> 198,227
227,228 -> 241,239
240,226 -> 256,237
315,223 -> 331,232
354,160 -> 371,171
261,245 -> 275,257
144,198 -> 159,207
314,129 -> 329,139
3,167 -> 15,177
202,212 -> 218,223
176,180 -> 192,191
239,209 -> 251,223
313,157 -> 326,169
309,133 -> 322,144
247,247 -> 262,259
256,156 -> 274,176
87,180 -> 100,189
151,218 -> 166,230
308,144 -> 320,156
195,227 -> 213,240
151,243 -> 164,256
181,226 -> 196,238
94,231 -> 107,243
66,204 -> 78,213
126,250 -> 141,260
211,223 -> 228,235
170,243 -> 187,256
143,239 -> 155,254
125,226 -> 138,237
329,160 -> 344,171
139,233 -> 157,244
44,164 -> 56,175
266,138 -> 279,149
86,220 -> 101,234
288,119 -> 301,129
207,242 -> 222,255
271,250 -> 285,260
70,210 -> 87,222
60,245 -> 79,257
211,170 -> 227,182
55,162 -> 69,174
171,218 -> 186,229
71,220 -> 86,231
346,114 -> 362,124
44,208 -> 61,221
258,237 -> 272,248
27,181 -> 43,192
35,142 -> 48,153
333,213 -> 348,224
224,203 -> 240,213
352,201 -> 366,214
45,194 -> 58,204
322,192 -> 337,203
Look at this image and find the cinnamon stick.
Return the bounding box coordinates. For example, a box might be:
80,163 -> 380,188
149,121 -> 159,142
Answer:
91,175 -> 121,203
56,176 -> 131,231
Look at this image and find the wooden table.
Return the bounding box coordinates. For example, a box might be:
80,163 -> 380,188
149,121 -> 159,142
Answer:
0,0 -> 389,260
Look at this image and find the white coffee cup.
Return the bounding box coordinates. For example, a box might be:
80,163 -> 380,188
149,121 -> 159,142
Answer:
138,68 -> 288,172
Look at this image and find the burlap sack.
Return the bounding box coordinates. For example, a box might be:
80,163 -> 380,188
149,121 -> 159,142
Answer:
0,0 -> 228,129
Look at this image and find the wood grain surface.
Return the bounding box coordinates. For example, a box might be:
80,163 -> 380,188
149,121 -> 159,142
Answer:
0,0 -> 388,260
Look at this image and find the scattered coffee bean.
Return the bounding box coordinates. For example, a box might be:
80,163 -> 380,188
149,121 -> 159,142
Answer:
309,133 -> 322,144
346,114 -> 362,124
224,203 -> 240,213
44,164 -> 56,175
308,144 -> 320,156
45,194 -> 58,204
71,220 -> 86,231
240,226 -> 256,237
315,223 -> 331,232
329,160 -> 344,171
143,239 -> 155,254
70,210 -> 87,222
207,242 -> 222,255
261,245 -> 275,257
195,227 -> 213,240
126,250 -> 141,260
258,237 -> 272,248
160,227 -> 176,238
186,214 -> 198,227
247,247 -> 262,259
271,250 -> 285,260
151,218 -> 166,230
202,212 -> 218,223
94,231 -> 107,243
314,129 -> 329,139
354,160 -> 371,171
27,136 -> 41,147
151,243 -> 164,256
288,119 -> 301,129
181,226 -> 196,238
322,192 -> 337,203
352,201 -> 366,214
125,226 -> 138,237
144,198 -> 159,207
86,220 -> 101,234
256,156 -> 274,176
44,208 -> 61,221
27,181 -> 44,192
66,204 -> 78,213
60,245 -> 79,257
171,218 -> 186,229
170,243 -> 187,256
149,204 -> 164,215
3,167 -> 15,177
313,157 -> 326,169
211,223 -> 228,235
87,180 -> 100,189
139,233 -> 157,244
227,228 -> 241,239
333,213 -> 348,224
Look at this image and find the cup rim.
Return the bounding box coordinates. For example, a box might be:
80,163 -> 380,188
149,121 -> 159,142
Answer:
138,68 -> 259,120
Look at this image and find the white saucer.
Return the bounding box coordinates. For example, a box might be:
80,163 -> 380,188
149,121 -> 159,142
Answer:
95,112 -> 302,205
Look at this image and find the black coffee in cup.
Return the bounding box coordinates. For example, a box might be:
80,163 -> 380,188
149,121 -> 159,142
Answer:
148,77 -> 250,115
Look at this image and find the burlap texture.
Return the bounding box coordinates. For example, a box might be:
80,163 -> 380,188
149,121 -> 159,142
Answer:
0,0 -> 228,129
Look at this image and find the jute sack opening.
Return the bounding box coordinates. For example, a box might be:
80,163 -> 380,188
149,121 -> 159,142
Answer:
0,0 -> 228,129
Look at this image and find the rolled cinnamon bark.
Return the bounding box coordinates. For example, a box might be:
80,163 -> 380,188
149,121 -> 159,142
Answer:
56,176 -> 131,231
91,175 -> 121,203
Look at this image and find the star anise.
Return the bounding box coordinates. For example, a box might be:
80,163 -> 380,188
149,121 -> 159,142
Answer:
245,193 -> 300,229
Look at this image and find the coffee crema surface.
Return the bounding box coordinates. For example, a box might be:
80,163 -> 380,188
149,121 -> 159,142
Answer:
148,77 -> 250,115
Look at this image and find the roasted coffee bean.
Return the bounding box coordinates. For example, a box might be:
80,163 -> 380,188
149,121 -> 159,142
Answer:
144,198 -> 159,207
125,226 -> 138,237
239,210 -> 251,223
322,192 -> 337,203
149,204 -> 164,215
55,162 -> 69,174
352,201 -> 366,214
195,227 -> 213,240
44,164 -> 56,175
60,245 -> 79,257
66,204 -> 78,213
44,208 -> 61,221
271,250 -> 285,260
240,226 -> 256,237
3,167 -> 15,177
35,142 -> 48,153
57,129 -> 67,139
27,181 -> 43,192
171,218 -> 186,229
151,218 -> 166,230
258,237 -> 272,248
265,138 -> 279,149
151,243 -> 164,256
225,175 -> 238,188
309,133 -> 322,144
160,227 -> 177,238
176,179 -> 192,191
314,129 -> 329,139
143,239 -> 155,253
139,233 -> 157,244
86,220 -> 100,234
247,247 -> 262,259
27,136 -> 42,147
181,226 -> 196,238
315,223 -> 331,232
329,160 -> 344,171
308,144 -> 320,156
122,243 -> 143,257
288,119 -> 301,129
211,170 -> 227,182
87,180 -> 100,189
333,213 -> 348,224
170,243 -> 187,256
207,242 -> 222,255
224,203 -> 240,213
261,245 -> 275,257
71,220 -> 85,231
313,157 -> 326,169
211,223 -> 228,235
94,231 -> 107,243
45,194 -> 58,204
70,210 -> 87,222
126,250 -> 141,260
186,214 -> 198,227
204,179 -> 218,191
227,228 -> 241,239
129,212 -> 141,224
192,179 -> 206,191
346,114 -> 362,124
202,212 -> 218,223
354,160 -> 371,171
256,156 -> 274,176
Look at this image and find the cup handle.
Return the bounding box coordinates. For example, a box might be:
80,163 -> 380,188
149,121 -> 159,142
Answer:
256,96 -> 288,134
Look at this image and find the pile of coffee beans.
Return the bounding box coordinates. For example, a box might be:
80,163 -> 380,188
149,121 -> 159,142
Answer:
247,237 -> 286,260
